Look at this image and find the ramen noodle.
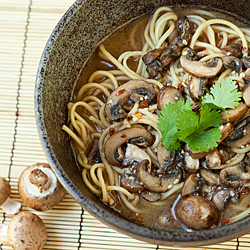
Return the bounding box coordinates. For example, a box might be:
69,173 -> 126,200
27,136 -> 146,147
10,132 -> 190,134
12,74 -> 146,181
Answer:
63,7 -> 250,231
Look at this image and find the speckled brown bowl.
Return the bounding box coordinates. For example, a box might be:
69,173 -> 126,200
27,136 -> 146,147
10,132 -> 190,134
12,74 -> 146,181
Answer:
35,0 -> 250,247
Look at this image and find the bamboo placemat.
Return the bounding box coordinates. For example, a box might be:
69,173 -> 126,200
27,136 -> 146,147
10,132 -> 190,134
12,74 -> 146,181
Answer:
0,0 -> 250,249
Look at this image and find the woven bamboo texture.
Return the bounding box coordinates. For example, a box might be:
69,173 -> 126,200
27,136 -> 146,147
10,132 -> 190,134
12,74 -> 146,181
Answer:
0,0 -> 250,249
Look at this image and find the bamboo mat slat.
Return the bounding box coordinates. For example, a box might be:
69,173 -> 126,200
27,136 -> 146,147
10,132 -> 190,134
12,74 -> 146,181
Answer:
1,0 -> 250,249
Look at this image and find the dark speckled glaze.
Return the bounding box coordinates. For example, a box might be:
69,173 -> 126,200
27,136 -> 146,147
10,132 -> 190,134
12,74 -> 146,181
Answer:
35,0 -> 250,247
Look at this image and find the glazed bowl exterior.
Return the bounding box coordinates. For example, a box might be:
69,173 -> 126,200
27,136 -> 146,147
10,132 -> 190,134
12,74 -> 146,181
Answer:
35,0 -> 250,247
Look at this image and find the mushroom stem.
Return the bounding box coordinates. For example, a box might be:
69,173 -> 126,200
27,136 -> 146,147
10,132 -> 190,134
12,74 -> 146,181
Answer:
0,198 -> 21,215
18,163 -> 66,211
0,223 -> 8,245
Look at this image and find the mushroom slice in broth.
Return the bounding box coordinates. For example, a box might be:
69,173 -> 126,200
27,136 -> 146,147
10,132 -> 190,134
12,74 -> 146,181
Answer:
104,127 -> 154,166
105,80 -> 156,121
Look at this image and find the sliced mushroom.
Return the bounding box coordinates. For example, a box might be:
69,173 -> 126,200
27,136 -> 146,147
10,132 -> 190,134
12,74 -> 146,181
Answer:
181,174 -> 200,197
243,68 -> 250,84
221,42 -> 242,58
200,169 -> 220,186
142,48 -> 163,65
157,143 -> 176,173
137,160 -> 182,192
222,56 -> 243,74
175,195 -> 220,230
120,170 -> 145,193
105,80 -> 156,121
205,149 -> 221,168
220,102 -> 248,123
242,56 -> 250,68
188,76 -> 208,101
140,191 -> 161,202
18,163 -> 66,211
226,116 -> 250,148
157,86 -> 184,110
180,51 -> 223,78
217,144 -> 231,164
85,138 -> 101,164
185,123 -> 234,159
184,152 -> 200,172
123,143 -> 152,171
243,84 -> 250,107
104,127 -> 153,166
220,164 -> 250,188
212,188 -> 239,210
177,16 -> 192,45
159,43 -> 183,68
146,60 -> 163,79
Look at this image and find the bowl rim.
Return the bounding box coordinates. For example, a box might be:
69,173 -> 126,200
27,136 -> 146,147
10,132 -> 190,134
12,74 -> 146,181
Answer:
35,0 -> 250,247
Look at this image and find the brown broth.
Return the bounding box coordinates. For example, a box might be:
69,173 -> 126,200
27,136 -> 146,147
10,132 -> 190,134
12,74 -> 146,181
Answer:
73,7 -> 250,231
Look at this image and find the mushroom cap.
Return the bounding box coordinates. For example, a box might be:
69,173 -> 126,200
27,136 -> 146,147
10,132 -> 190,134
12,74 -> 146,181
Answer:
7,211 -> 47,250
0,177 -> 11,205
180,55 -> 223,78
104,127 -> 153,166
176,195 -> 220,230
18,163 -> 66,211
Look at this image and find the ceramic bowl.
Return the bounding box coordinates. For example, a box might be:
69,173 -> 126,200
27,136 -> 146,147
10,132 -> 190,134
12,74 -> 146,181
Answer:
35,0 -> 250,247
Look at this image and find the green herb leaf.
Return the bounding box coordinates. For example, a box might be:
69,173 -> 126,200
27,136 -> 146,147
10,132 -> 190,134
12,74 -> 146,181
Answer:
158,100 -> 222,152
157,77 -> 241,153
157,102 -> 181,151
183,128 -> 222,152
202,78 -> 242,111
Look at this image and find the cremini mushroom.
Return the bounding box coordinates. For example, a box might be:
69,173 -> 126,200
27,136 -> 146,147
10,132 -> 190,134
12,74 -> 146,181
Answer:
220,102 -> 248,123
123,143 -> 151,167
140,191 -> 161,202
159,43 -> 183,68
243,84 -> 250,107
120,144 -> 151,193
221,42 -> 242,58
18,163 -> 66,211
220,164 -> 250,188
142,48 -> 163,65
0,177 -> 21,214
200,169 -> 220,186
105,80 -> 156,121
104,127 -> 153,166
121,170 -> 145,193
175,195 -> 220,230
212,188 -> 239,210
137,160 -> 182,192
184,152 -> 200,172
180,48 -> 223,78
188,76 -> 208,101
0,211 -> 47,250
205,149 -> 221,168
242,56 -> 250,68
222,56 -> 243,74
157,143 -> 176,173
177,16 -> 192,46
181,174 -> 200,197
157,85 -> 184,110
226,116 -> 250,148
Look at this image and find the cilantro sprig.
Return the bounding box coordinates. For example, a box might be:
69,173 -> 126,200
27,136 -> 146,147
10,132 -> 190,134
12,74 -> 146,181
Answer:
158,78 -> 242,152
202,78 -> 242,113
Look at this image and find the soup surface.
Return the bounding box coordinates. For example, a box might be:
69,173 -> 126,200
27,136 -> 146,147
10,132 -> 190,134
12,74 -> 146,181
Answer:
63,7 -> 250,231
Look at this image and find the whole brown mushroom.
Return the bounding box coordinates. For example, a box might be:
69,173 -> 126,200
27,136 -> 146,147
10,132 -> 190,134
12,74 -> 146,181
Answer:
18,163 -> 66,211
175,195 -> 220,230
0,177 -> 21,214
0,211 -> 47,250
